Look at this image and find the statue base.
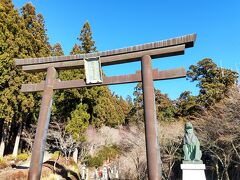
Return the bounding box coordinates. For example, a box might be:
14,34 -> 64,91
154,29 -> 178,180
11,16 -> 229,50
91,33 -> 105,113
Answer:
182,160 -> 203,164
181,163 -> 206,180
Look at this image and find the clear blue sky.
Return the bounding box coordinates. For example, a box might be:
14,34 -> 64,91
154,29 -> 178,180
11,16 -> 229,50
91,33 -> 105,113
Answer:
13,0 -> 240,100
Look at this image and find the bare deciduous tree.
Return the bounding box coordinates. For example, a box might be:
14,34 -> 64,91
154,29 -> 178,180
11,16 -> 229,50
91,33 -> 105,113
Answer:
160,135 -> 182,180
47,122 -> 84,164
159,121 -> 184,180
193,88 -> 240,180
21,125 -> 36,152
118,126 -> 147,180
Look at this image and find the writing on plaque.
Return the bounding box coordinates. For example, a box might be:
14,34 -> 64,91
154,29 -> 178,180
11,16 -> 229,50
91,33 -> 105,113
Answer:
84,56 -> 103,84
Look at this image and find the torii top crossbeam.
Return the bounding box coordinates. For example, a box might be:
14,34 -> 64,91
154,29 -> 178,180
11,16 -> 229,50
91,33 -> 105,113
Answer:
16,34 -> 196,71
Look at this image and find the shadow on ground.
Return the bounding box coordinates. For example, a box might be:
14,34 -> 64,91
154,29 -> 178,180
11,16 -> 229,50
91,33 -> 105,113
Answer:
43,160 -> 80,180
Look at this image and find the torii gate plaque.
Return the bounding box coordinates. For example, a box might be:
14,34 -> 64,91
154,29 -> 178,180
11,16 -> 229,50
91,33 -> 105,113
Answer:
15,34 -> 196,180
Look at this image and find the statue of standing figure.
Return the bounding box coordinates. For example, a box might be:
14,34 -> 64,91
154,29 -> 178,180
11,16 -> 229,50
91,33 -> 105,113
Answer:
183,122 -> 202,163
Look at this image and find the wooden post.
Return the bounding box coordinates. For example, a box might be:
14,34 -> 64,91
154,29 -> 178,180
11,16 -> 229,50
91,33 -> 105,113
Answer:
28,67 -> 57,180
142,55 -> 162,179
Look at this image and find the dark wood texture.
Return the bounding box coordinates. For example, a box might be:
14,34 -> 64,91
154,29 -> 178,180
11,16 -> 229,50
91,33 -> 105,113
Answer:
21,45 -> 185,72
15,34 -> 196,66
21,68 -> 186,92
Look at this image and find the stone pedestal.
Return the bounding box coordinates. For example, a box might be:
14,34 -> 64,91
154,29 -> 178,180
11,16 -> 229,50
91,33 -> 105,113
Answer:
181,164 -> 206,180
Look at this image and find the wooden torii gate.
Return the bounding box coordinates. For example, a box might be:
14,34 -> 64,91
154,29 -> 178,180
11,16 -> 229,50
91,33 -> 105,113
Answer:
15,34 -> 196,180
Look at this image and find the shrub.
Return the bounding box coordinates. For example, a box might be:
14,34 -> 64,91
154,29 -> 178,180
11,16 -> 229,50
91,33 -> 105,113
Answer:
97,145 -> 120,160
84,155 -> 103,167
84,145 -> 121,167
3,155 -> 15,161
51,151 -> 60,160
17,153 -> 29,161
0,158 -> 8,169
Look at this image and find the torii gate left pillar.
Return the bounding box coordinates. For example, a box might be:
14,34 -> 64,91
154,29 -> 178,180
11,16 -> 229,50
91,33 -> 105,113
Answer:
28,67 -> 57,179
15,34 -> 196,180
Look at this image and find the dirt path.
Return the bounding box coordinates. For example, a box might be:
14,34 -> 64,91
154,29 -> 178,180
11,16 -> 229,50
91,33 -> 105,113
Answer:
0,168 -> 28,179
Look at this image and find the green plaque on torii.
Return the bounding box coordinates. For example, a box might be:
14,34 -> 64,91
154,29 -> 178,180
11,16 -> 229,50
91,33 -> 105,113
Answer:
84,56 -> 103,84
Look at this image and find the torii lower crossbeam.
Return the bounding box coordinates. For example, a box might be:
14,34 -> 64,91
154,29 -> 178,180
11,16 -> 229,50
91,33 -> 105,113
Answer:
21,68 -> 186,92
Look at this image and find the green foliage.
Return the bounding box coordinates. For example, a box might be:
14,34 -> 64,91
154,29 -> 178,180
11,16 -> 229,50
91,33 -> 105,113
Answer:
0,157 -> 8,169
128,83 -> 175,123
70,44 -> 82,55
16,153 -> 29,161
133,83 -> 144,109
175,91 -> 200,116
176,58 -> 238,116
155,89 -> 175,121
78,21 -> 96,53
97,145 -> 120,160
51,151 -> 60,160
53,21 -> 127,131
0,154 -> 27,163
0,0 -> 52,157
127,83 -> 144,124
84,155 -> 103,167
51,43 -> 64,56
21,3 -> 51,57
0,0 -> 46,128
66,103 -> 90,141
187,58 -> 238,107
92,89 -> 126,127
51,21 -> 92,124
0,0 -> 28,122
84,145 -> 120,167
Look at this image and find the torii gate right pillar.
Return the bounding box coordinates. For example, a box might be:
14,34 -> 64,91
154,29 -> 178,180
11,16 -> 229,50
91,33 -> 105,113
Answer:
142,55 -> 162,179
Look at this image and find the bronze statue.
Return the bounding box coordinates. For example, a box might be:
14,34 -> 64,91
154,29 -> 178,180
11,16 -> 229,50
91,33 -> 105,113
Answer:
183,122 -> 202,163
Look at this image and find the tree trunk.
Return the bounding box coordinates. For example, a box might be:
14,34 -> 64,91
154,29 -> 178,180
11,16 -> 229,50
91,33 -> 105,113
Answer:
0,139 -> 5,157
73,148 -> 78,163
167,158 -> 173,179
90,144 -> 94,156
12,124 -> 22,157
0,126 -> 7,157
219,168 -> 226,180
215,163 -> 220,180
54,152 -> 60,174
223,168 -> 230,180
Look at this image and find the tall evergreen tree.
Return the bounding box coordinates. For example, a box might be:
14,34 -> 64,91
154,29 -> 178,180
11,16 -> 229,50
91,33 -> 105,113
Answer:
175,91 -> 199,116
54,21 -> 127,135
11,2 -> 52,157
0,0 -> 45,156
0,1 -> 54,156
52,43 -> 84,122
187,58 -> 238,107
176,58 -> 238,117
21,3 -> 51,57
155,89 -> 175,121
78,21 -> 96,53
70,44 -> 82,55
66,103 -> 90,141
51,43 -> 64,56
